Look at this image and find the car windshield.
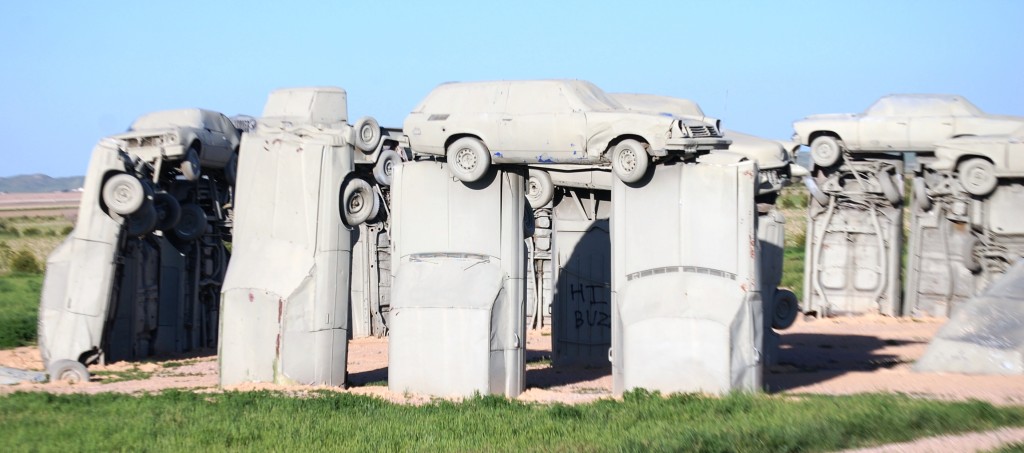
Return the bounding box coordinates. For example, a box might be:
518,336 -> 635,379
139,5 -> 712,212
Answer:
566,81 -> 624,111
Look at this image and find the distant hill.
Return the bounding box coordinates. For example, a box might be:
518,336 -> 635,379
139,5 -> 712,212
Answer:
0,174 -> 84,193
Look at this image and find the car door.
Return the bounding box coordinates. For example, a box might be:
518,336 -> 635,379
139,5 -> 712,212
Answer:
499,83 -> 586,163
858,98 -> 910,151
201,112 -> 233,166
908,98 -> 954,150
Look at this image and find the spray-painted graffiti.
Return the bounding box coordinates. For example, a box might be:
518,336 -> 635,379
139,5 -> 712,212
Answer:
569,282 -> 610,329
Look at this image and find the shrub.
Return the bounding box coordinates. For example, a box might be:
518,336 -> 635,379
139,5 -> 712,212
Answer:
22,227 -> 42,237
10,250 -> 42,274
61,226 -> 73,236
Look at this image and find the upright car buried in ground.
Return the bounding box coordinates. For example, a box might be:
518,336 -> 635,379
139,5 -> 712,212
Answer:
403,80 -> 729,184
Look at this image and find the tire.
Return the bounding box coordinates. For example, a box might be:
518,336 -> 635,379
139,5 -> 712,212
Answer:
912,177 -> 932,212
180,147 -> 201,181
446,137 -> 491,182
153,192 -> 181,231
958,158 -> 997,197
810,136 -> 843,168
353,116 -> 381,153
224,152 -> 238,187
48,359 -> 89,383
611,139 -> 650,184
876,170 -> 902,205
772,289 -> 799,330
340,178 -> 375,227
174,203 -> 208,242
526,169 -> 555,207
366,190 -> 382,224
372,149 -> 401,186
102,173 -> 146,215
126,202 -> 157,237
962,235 -> 981,274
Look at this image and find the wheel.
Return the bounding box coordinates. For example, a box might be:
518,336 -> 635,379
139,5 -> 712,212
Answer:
153,192 -> 181,231
876,171 -> 902,205
962,235 -> 981,273
366,190 -> 382,223
224,152 -> 238,186
180,147 -> 202,181
810,136 -> 843,168
372,149 -> 401,186
102,173 -> 146,215
526,169 -> 555,207
340,178 -> 375,226
611,139 -> 650,184
353,116 -> 381,152
48,359 -> 89,383
173,203 -> 208,242
803,176 -> 830,206
446,137 -> 491,182
958,158 -> 997,197
772,289 -> 799,330
126,202 -> 157,236
912,177 -> 932,212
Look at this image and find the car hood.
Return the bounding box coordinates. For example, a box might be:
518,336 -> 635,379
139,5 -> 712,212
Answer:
109,127 -> 180,140
585,110 -> 677,128
721,130 -> 789,169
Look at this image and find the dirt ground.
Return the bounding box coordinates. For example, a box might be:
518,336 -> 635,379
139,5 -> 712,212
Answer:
4,314 -> 1024,405
0,192 -> 80,218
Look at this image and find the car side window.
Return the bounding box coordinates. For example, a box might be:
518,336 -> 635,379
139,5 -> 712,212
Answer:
903,98 -> 952,117
865,99 -> 895,117
506,84 -> 572,114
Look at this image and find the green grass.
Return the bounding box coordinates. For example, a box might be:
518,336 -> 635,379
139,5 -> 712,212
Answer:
1,390 -> 1023,452
0,273 -> 41,348
781,246 -> 805,298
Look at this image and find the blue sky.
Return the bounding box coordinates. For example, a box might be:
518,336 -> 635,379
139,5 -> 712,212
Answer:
1,0 -> 1022,177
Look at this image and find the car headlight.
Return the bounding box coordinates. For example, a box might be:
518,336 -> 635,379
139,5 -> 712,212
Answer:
676,120 -> 690,138
164,133 -> 178,144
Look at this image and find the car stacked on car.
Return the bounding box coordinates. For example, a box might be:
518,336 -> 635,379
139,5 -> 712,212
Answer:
403,80 -> 730,184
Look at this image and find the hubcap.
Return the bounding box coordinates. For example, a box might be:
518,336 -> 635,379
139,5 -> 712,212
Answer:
113,184 -> 133,205
456,148 -> 476,170
348,193 -> 364,212
528,179 -> 540,196
360,125 -> 374,142
619,148 -> 636,172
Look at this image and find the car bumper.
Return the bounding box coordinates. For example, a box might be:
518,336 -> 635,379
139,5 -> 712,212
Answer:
122,144 -> 188,163
662,137 -> 732,156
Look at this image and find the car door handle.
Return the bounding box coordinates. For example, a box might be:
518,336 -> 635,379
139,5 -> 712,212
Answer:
502,117 -> 513,122
896,121 -> 907,125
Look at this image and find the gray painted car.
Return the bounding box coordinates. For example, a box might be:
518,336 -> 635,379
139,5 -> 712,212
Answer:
929,128 -> 1024,196
793,94 -> 1024,168
403,80 -> 729,184
111,109 -> 241,180
611,93 -> 801,195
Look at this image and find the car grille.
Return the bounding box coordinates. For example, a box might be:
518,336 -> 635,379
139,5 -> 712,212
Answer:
123,136 -> 164,148
685,125 -> 719,138
760,169 -> 782,187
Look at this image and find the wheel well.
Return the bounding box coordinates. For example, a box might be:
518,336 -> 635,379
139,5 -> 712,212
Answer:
604,134 -> 648,156
189,140 -> 201,152
956,155 -> 993,170
444,133 -> 483,151
808,131 -> 841,144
